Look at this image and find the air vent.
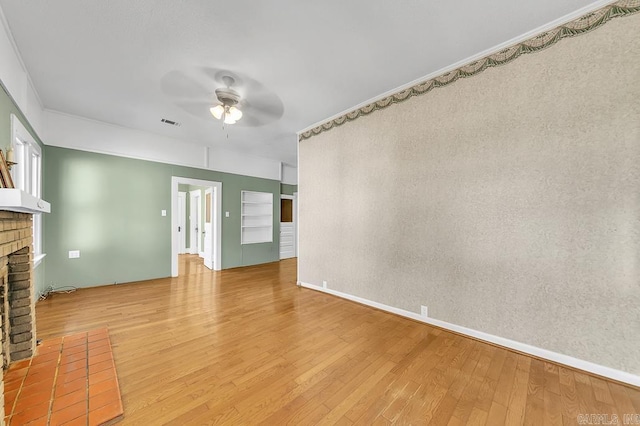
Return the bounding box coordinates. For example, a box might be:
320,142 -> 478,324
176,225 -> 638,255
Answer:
161,118 -> 181,127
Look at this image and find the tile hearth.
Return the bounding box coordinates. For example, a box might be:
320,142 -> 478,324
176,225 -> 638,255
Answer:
3,328 -> 123,425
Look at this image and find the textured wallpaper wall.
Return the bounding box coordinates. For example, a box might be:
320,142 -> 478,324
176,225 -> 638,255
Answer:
299,14 -> 640,375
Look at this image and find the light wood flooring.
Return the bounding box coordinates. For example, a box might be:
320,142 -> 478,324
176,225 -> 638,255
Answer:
35,255 -> 640,425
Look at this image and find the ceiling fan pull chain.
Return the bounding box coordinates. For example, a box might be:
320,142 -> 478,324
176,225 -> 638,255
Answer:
221,118 -> 229,139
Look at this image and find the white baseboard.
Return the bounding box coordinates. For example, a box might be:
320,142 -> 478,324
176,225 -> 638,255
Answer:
199,251 -> 205,259
298,281 -> 640,388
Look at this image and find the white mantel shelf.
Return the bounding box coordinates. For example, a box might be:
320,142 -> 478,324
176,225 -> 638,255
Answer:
0,189 -> 50,214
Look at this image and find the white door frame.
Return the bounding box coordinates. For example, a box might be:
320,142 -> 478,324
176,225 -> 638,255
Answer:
171,177 -> 222,275
203,187 -> 214,270
189,189 -> 202,255
178,191 -> 187,254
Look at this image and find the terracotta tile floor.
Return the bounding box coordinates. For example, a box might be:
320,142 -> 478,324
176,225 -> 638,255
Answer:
3,328 -> 123,425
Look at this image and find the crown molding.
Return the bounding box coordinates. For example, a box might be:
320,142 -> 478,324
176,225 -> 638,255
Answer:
0,3 -> 44,111
299,0 -> 640,141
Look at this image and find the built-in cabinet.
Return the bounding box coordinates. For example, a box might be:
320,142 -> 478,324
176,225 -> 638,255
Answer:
280,195 -> 296,259
241,190 -> 273,244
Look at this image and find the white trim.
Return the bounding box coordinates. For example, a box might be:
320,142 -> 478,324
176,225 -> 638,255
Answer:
298,281 -> 640,387
203,187 -> 215,268
10,115 -> 47,260
199,251 -> 205,259
44,109 -> 213,170
0,189 -> 50,214
171,177 -> 222,275
33,253 -> 46,268
10,114 -> 37,150
0,5 -> 45,111
295,131 -> 300,278
297,0 -> 618,136
44,109 -> 281,181
293,192 -> 298,257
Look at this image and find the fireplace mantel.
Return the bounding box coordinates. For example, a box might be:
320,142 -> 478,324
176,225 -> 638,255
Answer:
0,189 -> 50,214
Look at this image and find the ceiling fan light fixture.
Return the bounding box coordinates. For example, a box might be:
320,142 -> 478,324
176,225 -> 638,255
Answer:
210,105 -> 225,120
210,102 -> 242,125
228,106 -> 242,121
210,79 -> 243,125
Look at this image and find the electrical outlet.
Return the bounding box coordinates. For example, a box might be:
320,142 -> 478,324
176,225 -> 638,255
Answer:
68,250 -> 80,259
421,305 -> 429,317
322,280 -> 328,289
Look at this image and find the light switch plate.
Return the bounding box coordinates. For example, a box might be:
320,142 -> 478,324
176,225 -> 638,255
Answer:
225,211 -> 230,217
69,250 -> 80,259
161,210 -> 167,216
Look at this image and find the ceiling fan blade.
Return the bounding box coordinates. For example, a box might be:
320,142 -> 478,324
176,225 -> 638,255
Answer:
160,70 -> 212,100
237,100 -> 283,127
237,86 -> 284,127
176,101 -> 217,120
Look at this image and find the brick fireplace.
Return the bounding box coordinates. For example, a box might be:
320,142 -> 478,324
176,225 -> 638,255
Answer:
0,211 -> 36,421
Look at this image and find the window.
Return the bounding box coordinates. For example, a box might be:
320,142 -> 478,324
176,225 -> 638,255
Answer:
10,114 -> 43,259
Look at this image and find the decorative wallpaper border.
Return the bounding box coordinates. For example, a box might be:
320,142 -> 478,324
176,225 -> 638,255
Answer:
299,0 -> 640,142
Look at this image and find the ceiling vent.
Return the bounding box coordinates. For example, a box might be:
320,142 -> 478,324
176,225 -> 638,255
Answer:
161,118 -> 181,127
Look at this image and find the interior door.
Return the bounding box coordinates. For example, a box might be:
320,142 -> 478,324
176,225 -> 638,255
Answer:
189,190 -> 201,255
280,196 -> 295,259
178,192 -> 187,254
203,188 -> 213,269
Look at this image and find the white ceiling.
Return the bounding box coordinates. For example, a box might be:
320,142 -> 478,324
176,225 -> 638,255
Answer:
0,0 -> 599,166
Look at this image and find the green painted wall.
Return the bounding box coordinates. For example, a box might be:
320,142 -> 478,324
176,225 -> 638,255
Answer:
0,82 -> 47,298
44,146 -> 281,289
280,183 -> 297,196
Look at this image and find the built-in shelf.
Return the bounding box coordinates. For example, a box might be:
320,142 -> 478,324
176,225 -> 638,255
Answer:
0,189 -> 50,214
241,191 -> 272,244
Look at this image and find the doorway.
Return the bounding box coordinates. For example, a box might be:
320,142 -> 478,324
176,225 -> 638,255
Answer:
171,177 -> 222,276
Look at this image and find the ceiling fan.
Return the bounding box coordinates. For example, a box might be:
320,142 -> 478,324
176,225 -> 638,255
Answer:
210,75 -> 243,124
160,68 -> 284,128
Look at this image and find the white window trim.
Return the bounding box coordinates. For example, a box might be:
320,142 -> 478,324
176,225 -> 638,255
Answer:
34,253 -> 46,268
10,114 -> 44,258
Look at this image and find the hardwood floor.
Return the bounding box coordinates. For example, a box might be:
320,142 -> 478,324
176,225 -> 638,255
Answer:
35,256 -> 639,425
